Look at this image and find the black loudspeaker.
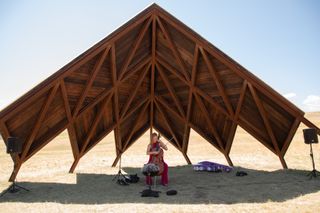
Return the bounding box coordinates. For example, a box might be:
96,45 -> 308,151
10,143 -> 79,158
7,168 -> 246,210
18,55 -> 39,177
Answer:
303,128 -> 318,144
6,137 -> 22,154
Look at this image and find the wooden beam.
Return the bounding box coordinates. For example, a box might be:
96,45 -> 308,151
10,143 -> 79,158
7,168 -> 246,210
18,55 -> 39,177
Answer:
122,100 -> 150,150
9,163 -> 22,182
121,97 -> 149,123
281,117 -> 301,156
157,54 -> 229,117
193,93 -> 225,152
118,17 -> 152,80
120,63 -> 151,119
225,80 -> 247,154
156,16 -> 190,81
82,123 -> 117,156
194,87 -> 229,116
21,84 -> 59,161
150,14 -> 156,137
155,96 -> 186,123
156,56 -> 189,86
248,83 -> 284,166
0,120 -> 21,164
182,45 -> 199,153
200,47 -> 234,117
182,151 -> 192,165
79,92 -> 114,155
60,81 -> 72,122
188,122 -> 222,152
0,7 -> 154,122
111,44 -> 123,155
112,154 -> 122,167
154,100 -> 183,150
67,125 -> 80,160
157,10 -> 303,117
224,154 -> 234,166
60,81 -> 80,160
156,63 -> 185,117
73,46 -> 111,117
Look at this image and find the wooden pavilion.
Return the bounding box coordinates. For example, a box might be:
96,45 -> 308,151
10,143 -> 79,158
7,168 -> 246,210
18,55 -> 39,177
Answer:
0,4 -> 319,181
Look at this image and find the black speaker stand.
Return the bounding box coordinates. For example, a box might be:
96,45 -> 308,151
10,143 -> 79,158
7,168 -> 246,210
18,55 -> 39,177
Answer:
112,154 -> 126,183
307,143 -> 320,179
0,181 -> 29,197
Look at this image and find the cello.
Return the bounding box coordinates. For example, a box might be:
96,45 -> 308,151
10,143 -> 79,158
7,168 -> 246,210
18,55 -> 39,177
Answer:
149,134 -> 164,175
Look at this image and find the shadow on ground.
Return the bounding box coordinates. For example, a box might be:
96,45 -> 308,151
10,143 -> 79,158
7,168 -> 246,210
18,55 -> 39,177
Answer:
1,165 -> 320,204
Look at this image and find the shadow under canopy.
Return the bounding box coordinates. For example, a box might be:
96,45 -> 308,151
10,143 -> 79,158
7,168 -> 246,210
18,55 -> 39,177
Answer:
1,165 -> 320,204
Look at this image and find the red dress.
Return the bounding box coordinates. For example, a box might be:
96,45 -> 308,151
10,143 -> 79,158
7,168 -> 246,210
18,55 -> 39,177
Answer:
146,142 -> 169,185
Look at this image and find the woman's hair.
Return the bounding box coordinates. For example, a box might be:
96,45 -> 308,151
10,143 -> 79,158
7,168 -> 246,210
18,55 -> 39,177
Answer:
150,132 -> 158,144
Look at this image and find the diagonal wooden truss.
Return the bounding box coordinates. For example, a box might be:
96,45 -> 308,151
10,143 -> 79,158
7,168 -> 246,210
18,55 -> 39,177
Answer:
0,4 -> 319,181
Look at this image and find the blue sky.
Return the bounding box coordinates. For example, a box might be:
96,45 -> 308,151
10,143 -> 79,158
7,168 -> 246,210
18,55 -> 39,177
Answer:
0,0 -> 319,112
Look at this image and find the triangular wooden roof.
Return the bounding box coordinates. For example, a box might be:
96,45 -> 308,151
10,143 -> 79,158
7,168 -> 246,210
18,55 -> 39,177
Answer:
1,4 -> 319,181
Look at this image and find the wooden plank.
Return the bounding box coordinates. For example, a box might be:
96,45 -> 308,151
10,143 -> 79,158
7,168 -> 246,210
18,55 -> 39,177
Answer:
120,63 -> 151,119
75,57 -> 151,120
121,97 -> 149,123
0,9 -> 154,121
156,7 -> 303,117
281,117 -> 301,156
83,123 -> 117,156
21,84 -> 59,161
61,81 -> 80,159
150,14 -> 156,136
182,45 -> 198,153
111,44 -> 123,153
188,122 -> 222,152
156,56 -> 189,86
155,96 -> 186,123
60,81 -> 72,122
118,17 -> 152,80
182,151 -> 192,164
156,63 -> 185,117
122,100 -> 150,150
154,100 -> 182,150
73,46 -> 111,117
225,80 -> 247,154
67,125 -> 80,159
200,47 -> 234,117
194,87 -> 229,116
248,83 -> 281,156
24,120 -> 69,162
193,93 -> 225,152
156,16 -> 190,81
79,92 -> 114,155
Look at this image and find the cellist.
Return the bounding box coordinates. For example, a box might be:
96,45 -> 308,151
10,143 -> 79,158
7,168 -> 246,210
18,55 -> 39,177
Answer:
146,132 -> 168,186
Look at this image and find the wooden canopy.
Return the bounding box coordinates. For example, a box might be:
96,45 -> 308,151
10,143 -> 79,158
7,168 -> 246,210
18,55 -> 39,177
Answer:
1,4 -> 319,181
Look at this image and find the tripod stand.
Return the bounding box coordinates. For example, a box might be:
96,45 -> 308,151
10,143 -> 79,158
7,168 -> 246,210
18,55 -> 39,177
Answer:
112,154 -> 126,183
307,143 -> 320,179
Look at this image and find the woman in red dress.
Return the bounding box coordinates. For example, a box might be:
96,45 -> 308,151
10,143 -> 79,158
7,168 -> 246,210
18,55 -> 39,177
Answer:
146,133 -> 169,186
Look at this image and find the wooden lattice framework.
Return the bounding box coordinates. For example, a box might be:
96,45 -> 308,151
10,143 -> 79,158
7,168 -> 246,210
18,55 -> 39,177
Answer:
0,4 -> 319,181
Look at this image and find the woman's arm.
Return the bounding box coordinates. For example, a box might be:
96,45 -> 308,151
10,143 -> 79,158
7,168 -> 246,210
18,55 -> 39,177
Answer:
159,141 -> 168,151
146,144 -> 160,155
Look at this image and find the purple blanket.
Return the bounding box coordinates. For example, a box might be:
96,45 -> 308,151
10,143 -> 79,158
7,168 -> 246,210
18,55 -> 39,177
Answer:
193,161 -> 232,172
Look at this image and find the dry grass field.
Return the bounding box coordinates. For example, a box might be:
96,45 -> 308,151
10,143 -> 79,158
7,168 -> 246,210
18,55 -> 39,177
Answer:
0,112 -> 320,212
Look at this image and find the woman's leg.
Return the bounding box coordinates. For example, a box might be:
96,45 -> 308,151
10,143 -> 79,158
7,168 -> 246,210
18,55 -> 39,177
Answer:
161,162 -> 168,185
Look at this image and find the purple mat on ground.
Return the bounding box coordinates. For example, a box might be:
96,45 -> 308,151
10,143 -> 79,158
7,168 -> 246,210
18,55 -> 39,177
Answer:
193,161 -> 232,172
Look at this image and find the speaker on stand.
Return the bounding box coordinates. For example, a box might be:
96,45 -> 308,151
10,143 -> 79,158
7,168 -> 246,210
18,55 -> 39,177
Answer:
1,137 -> 29,197
303,128 -> 320,179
